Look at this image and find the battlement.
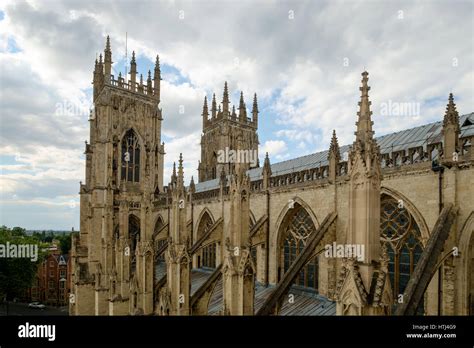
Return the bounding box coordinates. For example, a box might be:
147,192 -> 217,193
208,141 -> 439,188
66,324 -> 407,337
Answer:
202,82 -> 259,130
93,36 -> 161,102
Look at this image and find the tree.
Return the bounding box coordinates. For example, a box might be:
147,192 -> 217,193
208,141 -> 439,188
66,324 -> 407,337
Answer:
0,226 -> 46,301
57,234 -> 72,254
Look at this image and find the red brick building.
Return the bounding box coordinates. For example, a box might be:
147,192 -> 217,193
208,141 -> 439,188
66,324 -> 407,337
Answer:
29,252 -> 72,306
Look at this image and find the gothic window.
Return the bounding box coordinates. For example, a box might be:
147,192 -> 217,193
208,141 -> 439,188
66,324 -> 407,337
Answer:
197,212 -> 216,269
129,215 -> 140,273
280,205 -> 319,291
380,195 -> 424,312
121,129 -> 140,182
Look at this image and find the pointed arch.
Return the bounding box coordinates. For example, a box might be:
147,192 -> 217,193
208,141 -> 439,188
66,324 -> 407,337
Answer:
275,199 -> 319,291
121,128 -> 142,183
195,209 -> 216,269
380,190 -> 425,313
275,196 -> 320,241
381,186 -> 430,243
153,214 -> 166,240
195,207 -> 216,237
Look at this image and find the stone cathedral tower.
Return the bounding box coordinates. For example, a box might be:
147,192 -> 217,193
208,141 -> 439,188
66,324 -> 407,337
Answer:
198,82 -> 260,182
70,36 -> 165,315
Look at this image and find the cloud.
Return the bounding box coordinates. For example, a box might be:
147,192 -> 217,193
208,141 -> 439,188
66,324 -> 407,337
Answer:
260,140 -> 288,161
0,0 -> 472,229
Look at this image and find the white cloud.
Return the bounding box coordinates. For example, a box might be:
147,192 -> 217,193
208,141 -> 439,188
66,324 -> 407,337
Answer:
260,140 -> 288,161
0,0 -> 472,229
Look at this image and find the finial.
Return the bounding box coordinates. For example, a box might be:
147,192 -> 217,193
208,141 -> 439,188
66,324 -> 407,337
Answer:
252,93 -> 258,113
203,96 -> 208,112
105,35 -> 111,51
131,51 -> 136,64
443,93 -> 459,128
223,81 -> 229,105
239,91 -> 245,108
329,129 -> 340,161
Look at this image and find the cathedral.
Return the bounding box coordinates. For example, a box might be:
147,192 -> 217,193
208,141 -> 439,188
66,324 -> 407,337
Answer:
70,37 -> 474,316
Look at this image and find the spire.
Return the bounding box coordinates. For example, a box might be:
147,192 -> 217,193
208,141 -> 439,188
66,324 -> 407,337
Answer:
118,71 -> 123,87
189,176 -> 195,194
443,93 -> 460,129
222,81 -> 230,115
105,35 -> 111,51
262,152 -> 271,189
442,93 -> 460,160
263,152 -> 271,172
328,129 -> 341,161
104,35 -> 112,83
130,51 -> 137,92
239,91 -> 246,121
354,71 -> 374,148
211,93 -> 217,118
153,54 -> 161,101
171,161 -> 177,185
147,70 -> 152,95
177,153 -> 184,189
252,93 -> 259,126
232,105 -> 236,118
202,96 -> 209,129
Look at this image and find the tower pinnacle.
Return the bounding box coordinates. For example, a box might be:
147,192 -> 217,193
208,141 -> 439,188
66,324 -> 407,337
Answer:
222,81 -> 230,115
202,96 -> 209,129
355,71 -> 374,148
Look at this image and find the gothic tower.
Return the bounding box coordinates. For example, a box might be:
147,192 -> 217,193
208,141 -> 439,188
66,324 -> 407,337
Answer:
70,36 -> 165,315
198,83 -> 260,182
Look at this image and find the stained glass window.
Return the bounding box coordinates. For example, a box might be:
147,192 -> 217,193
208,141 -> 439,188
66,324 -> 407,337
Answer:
281,205 -> 319,291
197,213 -> 216,269
121,129 -> 140,182
380,195 -> 424,313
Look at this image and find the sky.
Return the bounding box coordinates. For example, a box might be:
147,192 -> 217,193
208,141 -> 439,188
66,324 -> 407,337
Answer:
0,0 -> 472,230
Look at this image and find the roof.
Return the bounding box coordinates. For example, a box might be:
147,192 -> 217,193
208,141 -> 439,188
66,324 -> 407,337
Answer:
195,113 -> 473,193
191,268 -> 336,315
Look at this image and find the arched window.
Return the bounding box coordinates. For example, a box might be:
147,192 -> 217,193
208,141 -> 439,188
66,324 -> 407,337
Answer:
380,195 -> 424,312
280,204 -> 319,291
197,212 -> 216,269
121,129 -> 140,182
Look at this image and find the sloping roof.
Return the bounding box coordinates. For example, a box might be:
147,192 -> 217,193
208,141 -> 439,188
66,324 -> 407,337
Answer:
191,268 -> 336,315
195,113 -> 473,193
